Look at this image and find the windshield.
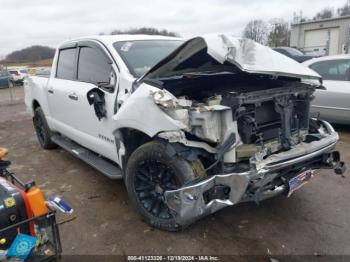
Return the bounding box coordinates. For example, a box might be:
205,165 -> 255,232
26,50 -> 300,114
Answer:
113,40 -> 183,77
285,47 -> 304,57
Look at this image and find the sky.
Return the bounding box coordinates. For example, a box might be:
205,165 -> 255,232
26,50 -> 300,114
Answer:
0,0 -> 346,57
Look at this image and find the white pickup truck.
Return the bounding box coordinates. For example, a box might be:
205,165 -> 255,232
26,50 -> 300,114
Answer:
25,34 -> 346,231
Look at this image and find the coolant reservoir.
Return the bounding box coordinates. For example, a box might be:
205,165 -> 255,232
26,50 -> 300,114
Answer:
26,187 -> 48,216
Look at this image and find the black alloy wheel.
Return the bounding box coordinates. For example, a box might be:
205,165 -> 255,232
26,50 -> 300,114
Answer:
134,160 -> 179,219
125,141 -> 197,231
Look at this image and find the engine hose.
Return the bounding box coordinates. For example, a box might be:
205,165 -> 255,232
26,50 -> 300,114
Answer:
205,133 -> 236,172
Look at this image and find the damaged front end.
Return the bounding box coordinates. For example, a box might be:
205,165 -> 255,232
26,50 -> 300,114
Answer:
163,120 -> 344,226
153,87 -> 345,226
125,34 -> 346,226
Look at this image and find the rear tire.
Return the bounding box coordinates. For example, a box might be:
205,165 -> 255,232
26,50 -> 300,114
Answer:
125,141 -> 196,231
33,107 -> 57,149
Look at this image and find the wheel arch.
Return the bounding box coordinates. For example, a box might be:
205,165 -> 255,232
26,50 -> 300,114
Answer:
114,127 -> 209,178
113,127 -> 153,170
32,99 -> 41,110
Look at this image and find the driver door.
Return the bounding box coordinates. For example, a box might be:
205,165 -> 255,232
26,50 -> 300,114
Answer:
63,41 -> 119,162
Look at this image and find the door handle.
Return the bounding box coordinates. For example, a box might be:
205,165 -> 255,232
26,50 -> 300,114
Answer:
68,93 -> 78,101
48,89 -> 54,94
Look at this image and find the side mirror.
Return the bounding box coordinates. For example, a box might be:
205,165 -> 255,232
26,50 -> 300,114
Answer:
87,88 -> 107,121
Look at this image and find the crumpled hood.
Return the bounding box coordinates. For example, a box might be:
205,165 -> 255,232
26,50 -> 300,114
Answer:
142,34 -> 321,81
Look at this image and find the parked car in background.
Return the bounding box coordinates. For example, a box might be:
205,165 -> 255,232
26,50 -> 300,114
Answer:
303,55 -> 350,124
8,68 -> 28,83
0,70 -> 12,89
273,47 -> 316,63
35,67 -> 51,76
303,48 -> 327,57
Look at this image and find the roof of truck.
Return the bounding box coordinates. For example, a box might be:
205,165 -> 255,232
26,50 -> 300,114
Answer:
61,34 -> 183,46
59,34 -> 321,81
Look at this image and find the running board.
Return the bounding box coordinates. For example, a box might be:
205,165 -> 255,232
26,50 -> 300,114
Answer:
51,135 -> 122,180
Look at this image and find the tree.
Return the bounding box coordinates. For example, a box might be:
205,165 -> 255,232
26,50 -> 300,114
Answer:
337,0 -> 350,16
313,8 -> 333,20
4,46 -> 55,63
242,19 -> 268,45
109,27 -> 179,37
268,19 -> 290,47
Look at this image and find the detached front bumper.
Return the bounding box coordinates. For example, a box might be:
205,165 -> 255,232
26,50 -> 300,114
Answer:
164,120 -> 346,227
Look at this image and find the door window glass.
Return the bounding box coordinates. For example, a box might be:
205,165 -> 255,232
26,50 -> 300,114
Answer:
77,47 -> 112,84
56,48 -> 76,80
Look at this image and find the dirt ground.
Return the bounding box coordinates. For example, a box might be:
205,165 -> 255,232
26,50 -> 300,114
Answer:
0,87 -> 350,258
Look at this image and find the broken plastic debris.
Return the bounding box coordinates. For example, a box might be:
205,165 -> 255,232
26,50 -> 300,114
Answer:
47,196 -> 73,214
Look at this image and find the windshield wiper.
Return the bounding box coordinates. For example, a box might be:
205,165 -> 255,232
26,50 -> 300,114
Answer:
154,71 -> 234,81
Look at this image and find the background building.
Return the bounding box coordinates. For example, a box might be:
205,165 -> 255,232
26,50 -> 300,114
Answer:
291,15 -> 350,56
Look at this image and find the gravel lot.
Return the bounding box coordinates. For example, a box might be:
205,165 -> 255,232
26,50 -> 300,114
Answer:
0,87 -> 349,259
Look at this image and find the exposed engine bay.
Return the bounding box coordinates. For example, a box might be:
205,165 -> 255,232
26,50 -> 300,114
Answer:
151,72 -> 316,167
146,70 -> 345,226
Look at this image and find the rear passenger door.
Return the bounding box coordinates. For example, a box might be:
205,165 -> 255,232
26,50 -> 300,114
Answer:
47,46 -> 79,134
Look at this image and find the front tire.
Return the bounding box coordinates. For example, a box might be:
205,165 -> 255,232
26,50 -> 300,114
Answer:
33,107 -> 57,149
125,141 -> 196,231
